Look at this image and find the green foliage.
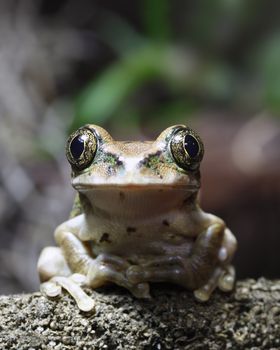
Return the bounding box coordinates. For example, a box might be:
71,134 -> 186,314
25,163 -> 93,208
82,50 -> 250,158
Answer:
75,45 -> 168,128
142,0 -> 171,43
256,33 -> 280,113
72,1 -> 280,131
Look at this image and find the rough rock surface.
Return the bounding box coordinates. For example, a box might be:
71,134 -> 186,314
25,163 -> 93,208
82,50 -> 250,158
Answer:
0,279 -> 279,350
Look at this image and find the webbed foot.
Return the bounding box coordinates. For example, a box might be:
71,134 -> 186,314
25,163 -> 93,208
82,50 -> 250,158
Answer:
87,254 -> 151,299
38,246 -> 96,312
193,265 -> 236,302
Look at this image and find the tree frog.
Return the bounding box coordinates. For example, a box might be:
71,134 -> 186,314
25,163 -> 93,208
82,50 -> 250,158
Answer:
38,125 -> 237,312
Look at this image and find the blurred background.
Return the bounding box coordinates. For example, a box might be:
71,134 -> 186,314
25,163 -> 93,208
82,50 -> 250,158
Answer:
0,0 -> 279,294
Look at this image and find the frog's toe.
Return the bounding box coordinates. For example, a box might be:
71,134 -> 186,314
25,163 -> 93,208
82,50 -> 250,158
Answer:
193,288 -> 210,302
129,282 -> 151,299
70,273 -> 87,285
218,265 -> 235,292
51,276 -> 95,312
41,280 -> 62,297
126,265 -> 144,284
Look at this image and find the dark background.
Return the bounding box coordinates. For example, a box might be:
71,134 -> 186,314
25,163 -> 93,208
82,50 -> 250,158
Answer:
0,0 -> 279,294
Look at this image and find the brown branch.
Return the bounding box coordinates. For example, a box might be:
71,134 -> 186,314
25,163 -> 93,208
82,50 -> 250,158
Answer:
0,279 -> 279,349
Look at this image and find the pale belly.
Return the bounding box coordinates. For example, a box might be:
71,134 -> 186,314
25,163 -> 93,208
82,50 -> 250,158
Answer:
86,222 -> 195,262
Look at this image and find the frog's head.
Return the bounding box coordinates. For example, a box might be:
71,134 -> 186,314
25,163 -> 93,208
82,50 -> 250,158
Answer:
66,124 -> 204,216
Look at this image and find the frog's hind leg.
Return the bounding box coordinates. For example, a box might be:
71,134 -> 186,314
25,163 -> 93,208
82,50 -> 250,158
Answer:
193,227 -> 237,302
37,246 -> 65,297
38,246 -> 71,282
38,246 -> 71,298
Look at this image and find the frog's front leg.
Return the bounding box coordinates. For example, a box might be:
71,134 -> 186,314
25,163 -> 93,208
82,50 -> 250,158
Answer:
38,215 -> 93,281
127,222 -> 236,301
86,254 -> 151,298
127,223 -> 224,285
38,215 -> 149,309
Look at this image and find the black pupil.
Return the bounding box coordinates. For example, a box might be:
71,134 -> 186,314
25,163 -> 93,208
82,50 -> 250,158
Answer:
70,135 -> 85,159
184,134 -> 199,158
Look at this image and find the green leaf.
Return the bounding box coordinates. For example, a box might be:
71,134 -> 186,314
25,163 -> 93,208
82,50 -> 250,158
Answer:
141,0 -> 171,43
255,33 -> 280,113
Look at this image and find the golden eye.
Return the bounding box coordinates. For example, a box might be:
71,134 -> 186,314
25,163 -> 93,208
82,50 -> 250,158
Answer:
169,127 -> 204,170
66,127 -> 97,171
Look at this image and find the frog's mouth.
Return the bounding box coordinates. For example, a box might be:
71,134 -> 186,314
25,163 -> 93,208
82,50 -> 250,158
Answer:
73,183 -> 199,219
72,172 -> 200,191
74,183 -> 199,191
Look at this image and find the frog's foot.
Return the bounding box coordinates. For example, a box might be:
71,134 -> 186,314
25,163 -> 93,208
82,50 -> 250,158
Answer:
38,247 -> 95,312
41,274 -> 95,312
193,264 -> 235,302
191,224 -> 237,301
87,254 -> 151,299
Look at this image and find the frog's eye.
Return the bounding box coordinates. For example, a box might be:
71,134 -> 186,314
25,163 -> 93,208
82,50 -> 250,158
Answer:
66,128 -> 97,171
169,127 -> 204,170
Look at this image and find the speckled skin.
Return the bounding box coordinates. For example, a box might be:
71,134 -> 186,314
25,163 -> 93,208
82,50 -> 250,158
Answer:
38,125 -> 237,311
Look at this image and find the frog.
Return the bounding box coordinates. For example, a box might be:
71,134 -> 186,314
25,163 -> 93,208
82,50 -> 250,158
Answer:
38,124 -> 237,312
